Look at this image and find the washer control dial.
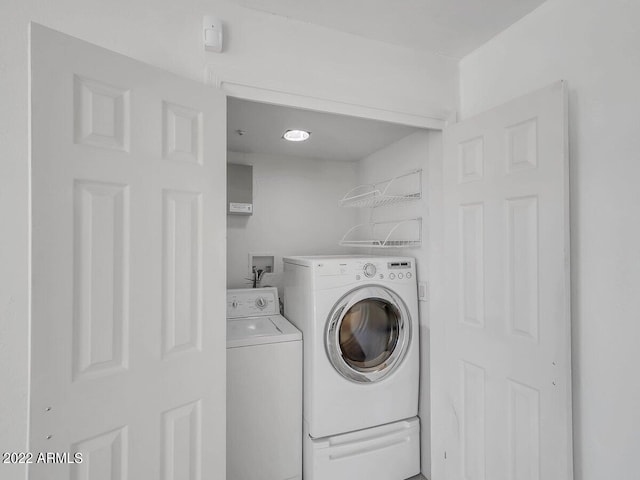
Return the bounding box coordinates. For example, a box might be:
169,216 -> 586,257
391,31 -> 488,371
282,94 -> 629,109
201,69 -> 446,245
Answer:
363,263 -> 377,278
255,297 -> 267,309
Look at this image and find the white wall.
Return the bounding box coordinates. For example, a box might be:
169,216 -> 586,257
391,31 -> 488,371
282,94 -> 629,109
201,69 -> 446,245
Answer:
226,151 -> 356,290
459,0 -> 640,478
355,130 -> 441,478
0,1 -> 457,473
355,132 -> 431,285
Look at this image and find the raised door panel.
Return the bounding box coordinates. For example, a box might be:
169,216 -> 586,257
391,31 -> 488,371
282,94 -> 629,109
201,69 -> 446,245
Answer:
162,401 -> 202,480
71,427 -> 128,480
73,181 -> 130,381
162,190 -> 203,358
74,76 -> 131,152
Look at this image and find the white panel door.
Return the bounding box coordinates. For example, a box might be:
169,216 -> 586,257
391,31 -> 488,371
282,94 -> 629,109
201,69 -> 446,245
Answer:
432,81 -> 572,480
29,24 -> 226,479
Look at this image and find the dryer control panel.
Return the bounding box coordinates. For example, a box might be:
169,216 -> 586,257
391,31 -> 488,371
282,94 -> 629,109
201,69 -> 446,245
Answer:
312,257 -> 415,285
350,259 -> 414,282
227,287 -> 279,318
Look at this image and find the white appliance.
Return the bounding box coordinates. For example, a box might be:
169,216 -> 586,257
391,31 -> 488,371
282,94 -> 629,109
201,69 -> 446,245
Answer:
226,287 -> 302,480
283,256 -> 420,480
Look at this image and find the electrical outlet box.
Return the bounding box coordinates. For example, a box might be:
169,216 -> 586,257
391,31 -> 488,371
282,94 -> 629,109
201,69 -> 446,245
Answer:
228,163 -> 253,215
418,281 -> 428,302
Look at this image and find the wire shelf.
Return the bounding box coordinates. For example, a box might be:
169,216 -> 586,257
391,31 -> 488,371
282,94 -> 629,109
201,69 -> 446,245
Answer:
340,169 -> 422,208
339,218 -> 422,248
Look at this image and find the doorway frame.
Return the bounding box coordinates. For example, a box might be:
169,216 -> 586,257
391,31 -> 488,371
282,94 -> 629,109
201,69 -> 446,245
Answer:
220,76 -> 451,480
218,78 -> 451,129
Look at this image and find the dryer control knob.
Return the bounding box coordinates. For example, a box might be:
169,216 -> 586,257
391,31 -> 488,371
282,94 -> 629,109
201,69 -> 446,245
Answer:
255,297 -> 267,309
363,263 -> 377,278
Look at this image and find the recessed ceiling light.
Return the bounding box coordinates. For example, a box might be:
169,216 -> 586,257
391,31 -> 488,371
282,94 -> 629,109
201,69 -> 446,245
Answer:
283,129 -> 311,142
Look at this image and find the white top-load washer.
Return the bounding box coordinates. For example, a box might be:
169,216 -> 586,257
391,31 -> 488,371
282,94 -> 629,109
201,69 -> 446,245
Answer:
226,287 -> 302,480
283,256 -> 419,439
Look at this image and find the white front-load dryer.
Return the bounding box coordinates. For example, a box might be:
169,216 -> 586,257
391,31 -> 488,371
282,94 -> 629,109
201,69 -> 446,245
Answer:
283,255 -> 420,439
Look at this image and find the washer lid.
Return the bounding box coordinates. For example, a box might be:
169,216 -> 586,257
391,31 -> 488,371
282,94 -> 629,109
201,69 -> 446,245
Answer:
227,315 -> 301,348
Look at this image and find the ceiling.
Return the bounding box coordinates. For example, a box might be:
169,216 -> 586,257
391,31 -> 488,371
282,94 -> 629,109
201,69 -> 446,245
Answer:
231,0 -> 547,58
227,98 -> 420,162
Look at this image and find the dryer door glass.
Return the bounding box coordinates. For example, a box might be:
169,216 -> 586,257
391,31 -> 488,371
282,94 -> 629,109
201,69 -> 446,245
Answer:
339,299 -> 400,370
326,286 -> 411,383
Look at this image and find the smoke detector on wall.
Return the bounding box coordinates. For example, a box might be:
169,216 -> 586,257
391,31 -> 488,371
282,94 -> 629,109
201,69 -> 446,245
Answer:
203,16 -> 223,53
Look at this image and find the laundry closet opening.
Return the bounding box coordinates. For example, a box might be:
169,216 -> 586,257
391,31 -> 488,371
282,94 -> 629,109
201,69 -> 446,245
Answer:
224,95 -> 441,479
225,96 -> 437,292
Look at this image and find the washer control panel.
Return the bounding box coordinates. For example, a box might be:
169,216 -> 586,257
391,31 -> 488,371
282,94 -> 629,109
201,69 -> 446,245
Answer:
227,287 -> 279,318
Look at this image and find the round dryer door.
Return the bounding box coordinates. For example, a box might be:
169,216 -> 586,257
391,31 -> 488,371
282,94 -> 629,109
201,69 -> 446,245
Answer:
325,286 -> 411,383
